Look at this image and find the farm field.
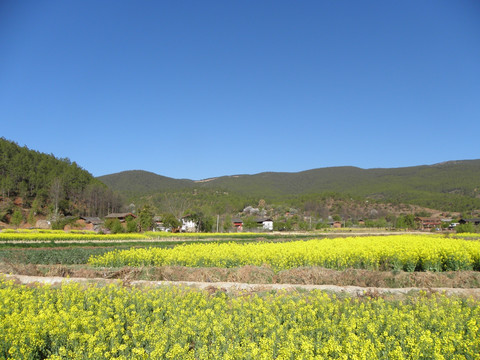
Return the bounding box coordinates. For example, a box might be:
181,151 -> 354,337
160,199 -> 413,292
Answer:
1,231 -> 480,358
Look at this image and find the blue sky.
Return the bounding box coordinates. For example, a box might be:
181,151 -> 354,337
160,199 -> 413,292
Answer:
1,1 -> 479,180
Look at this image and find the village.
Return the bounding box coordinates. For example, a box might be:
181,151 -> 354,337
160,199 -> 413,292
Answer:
29,211 -> 480,234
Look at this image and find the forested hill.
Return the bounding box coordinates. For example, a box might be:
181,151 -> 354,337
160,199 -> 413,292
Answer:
97,170 -> 194,197
0,138 -> 120,217
99,160 -> 480,213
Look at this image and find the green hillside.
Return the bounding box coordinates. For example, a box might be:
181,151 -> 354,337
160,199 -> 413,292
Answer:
98,160 -> 480,213
0,138 -> 120,219
97,170 -> 193,196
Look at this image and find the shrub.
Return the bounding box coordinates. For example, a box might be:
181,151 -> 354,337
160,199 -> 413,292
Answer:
456,223 -> 477,234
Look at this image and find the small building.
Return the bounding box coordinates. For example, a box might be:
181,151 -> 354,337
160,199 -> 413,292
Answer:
415,217 -> 442,230
181,216 -> 197,232
256,218 -> 273,231
75,216 -> 103,231
105,213 -> 136,223
233,218 -> 243,231
333,221 -> 342,228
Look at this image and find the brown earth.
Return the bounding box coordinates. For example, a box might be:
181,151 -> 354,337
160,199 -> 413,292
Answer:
2,263 -> 480,290
3,273 -> 480,300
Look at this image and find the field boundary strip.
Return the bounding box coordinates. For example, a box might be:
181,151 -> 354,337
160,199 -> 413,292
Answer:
3,273 -> 480,297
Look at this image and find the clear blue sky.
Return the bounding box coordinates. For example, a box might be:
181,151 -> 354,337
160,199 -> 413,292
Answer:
1,1 -> 479,180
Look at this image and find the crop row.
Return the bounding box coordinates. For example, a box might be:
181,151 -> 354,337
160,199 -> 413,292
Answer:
0,279 -> 478,359
88,235 -> 480,272
0,232 -> 150,241
0,230 -> 281,242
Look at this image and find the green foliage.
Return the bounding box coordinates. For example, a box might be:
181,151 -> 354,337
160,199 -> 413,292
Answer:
27,209 -> 36,226
396,214 -> 416,229
104,218 -> 124,234
51,217 -> 78,230
223,215 -> 232,232
274,218 -> 294,231
0,138 -> 122,217
455,223 -> 477,234
125,216 -> 138,233
161,213 -> 181,232
199,215 -> 214,232
298,221 -> 310,231
10,209 -> 23,228
315,221 -> 328,229
243,216 -> 258,231
100,160 -> 480,214
138,205 -> 154,232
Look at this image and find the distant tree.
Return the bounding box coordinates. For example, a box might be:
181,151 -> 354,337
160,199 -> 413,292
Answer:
162,213 -> 181,232
27,209 -> 36,226
111,219 -> 125,234
223,214 -> 232,232
125,215 -> 138,233
455,222 -> 476,234
11,209 -> 23,228
315,221 -> 328,230
138,205 -> 155,232
243,216 -> 258,231
396,214 -> 416,229
105,218 -> 124,234
49,177 -> 63,221
199,215 -> 215,232
185,211 -> 215,233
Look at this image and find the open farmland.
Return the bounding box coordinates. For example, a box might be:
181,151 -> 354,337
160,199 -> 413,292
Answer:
88,235 -> 480,272
1,231 -> 480,359
1,278 -> 480,359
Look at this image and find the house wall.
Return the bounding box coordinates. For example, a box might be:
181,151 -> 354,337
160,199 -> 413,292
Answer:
182,219 -> 196,232
262,221 -> 273,231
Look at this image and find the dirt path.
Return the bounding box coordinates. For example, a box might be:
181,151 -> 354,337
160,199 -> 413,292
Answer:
3,273 -> 480,298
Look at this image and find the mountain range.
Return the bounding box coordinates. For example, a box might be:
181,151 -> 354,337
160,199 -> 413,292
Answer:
98,160 -> 480,213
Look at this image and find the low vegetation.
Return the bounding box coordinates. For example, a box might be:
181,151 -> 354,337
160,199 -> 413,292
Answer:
1,279 -> 479,359
88,235 -> 480,272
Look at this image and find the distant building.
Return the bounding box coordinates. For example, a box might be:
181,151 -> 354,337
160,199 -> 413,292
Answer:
333,221 -> 342,228
105,213 -> 136,222
74,216 -> 103,231
256,218 -> 273,231
181,216 -> 197,232
415,217 -> 442,230
233,218 -> 243,231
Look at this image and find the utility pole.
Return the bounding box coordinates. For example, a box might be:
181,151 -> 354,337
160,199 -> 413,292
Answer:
216,214 -> 219,232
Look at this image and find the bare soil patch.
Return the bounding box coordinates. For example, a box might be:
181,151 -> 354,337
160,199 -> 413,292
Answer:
3,273 -> 480,300
2,263 -> 480,289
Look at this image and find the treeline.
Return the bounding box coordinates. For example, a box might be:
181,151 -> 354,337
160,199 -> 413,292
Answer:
0,138 -> 122,219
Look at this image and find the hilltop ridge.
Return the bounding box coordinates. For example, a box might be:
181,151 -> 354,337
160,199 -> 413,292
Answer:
98,160 -> 480,213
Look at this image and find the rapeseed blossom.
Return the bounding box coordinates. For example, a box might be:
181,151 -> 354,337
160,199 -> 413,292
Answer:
0,278 -> 479,359
89,235 -> 480,272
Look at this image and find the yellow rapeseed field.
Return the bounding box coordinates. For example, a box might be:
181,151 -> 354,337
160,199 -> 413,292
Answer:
0,278 -> 479,359
88,235 -> 480,272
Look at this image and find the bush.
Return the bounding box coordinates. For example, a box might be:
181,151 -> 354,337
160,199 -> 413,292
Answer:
126,216 -> 138,233
104,218 -> 125,234
455,223 -> 476,234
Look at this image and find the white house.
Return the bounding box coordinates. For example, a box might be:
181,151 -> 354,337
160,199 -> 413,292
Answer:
181,217 -> 197,232
257,218 -> 274,231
